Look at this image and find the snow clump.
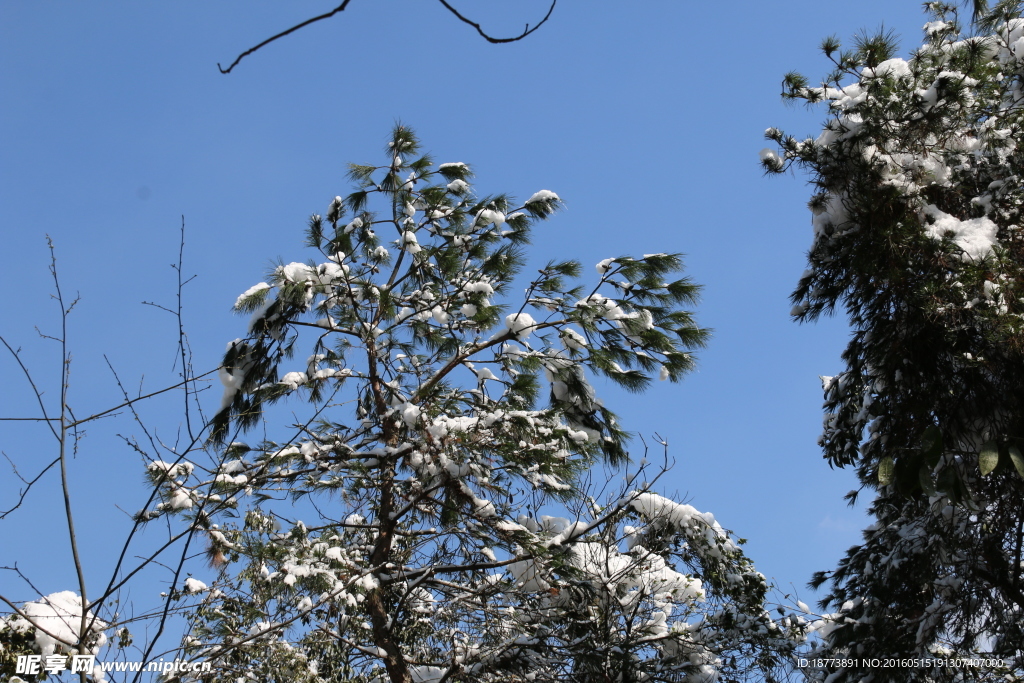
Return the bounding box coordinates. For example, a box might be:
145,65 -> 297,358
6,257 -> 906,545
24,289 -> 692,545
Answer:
504,313 -> 538,339
3,591 -> 108,658
234,282 -> 270,309
526,189 -> 560,204
922,204 -> 998,260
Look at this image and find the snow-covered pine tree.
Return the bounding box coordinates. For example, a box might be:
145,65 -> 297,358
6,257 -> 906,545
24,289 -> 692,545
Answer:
765,2 -> 1024,680
146,126 -> 803,682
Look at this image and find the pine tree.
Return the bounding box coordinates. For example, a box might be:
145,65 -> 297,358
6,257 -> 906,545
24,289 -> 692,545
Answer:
138,125 -> 804,682
765,2 -> 1024,679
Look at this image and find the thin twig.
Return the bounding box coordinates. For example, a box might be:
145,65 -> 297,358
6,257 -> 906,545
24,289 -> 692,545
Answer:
0,455 -> 61,518
1,563 -> 49,602
68,368 -> 220,430
44,238 -> 92,683
175,217 -> 198,443
436,0 -> 557,44
0,336 -> 60,441
218,1 -> 354,74
218,0 -> 556,74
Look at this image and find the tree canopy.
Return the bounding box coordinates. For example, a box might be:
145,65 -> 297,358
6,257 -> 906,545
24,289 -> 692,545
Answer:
765,1 -> 1024,679
182,125 -> 802,683
0,126 -> 805,683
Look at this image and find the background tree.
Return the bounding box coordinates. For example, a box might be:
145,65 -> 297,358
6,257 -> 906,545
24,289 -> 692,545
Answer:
765,1 -> 1024,679
158,125 -> 804,683
0,228 -> 232,683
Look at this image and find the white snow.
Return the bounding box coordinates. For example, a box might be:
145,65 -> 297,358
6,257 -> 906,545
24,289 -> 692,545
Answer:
6,591 -> 108,658
867,57 -> 912,80
508,558 -> 551,592
504,313 -> 538,339
280,371 -> 308,390
560,328 -> 587,350
630,491 -> 737,553
526,189 -> 560,204
463,280 -> 494,296
409,665 -> 447,682
148,460 -> 194,478
811,194 -> 850,237
218,339 -> 247,410
431,307 -> 449,325
280,262 -> 315,283
401,231 -> 422,254
400,402 -> 421,427
922,204 -> 998,260
234,282 -> 270,309
759,147 -> 783,169
575,293 -> 626,321
476,209 -> 506,228
474,366 -> 498,381
167,488 -> 194,510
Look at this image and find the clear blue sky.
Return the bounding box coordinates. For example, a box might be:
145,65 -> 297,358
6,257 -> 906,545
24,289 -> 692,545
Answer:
1,0 -> 932,616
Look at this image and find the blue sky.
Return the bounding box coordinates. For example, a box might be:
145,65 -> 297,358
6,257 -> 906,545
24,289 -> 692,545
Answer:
1,0 -> 933,619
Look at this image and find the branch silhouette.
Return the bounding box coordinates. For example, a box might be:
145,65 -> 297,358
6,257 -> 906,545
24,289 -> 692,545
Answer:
218,0 -> 557,74
436,0 -> 557,43
218,1 -> 353,74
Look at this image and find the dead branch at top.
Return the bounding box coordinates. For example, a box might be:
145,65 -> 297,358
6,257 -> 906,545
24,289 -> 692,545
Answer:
218,0 -> 557,74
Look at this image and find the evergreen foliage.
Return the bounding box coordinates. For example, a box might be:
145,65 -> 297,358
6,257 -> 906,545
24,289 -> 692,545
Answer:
145,126 -> 801,683
766,2 -> 1024,679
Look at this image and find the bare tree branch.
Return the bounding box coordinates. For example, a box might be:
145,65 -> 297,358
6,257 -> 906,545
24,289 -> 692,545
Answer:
436,0 -> 557,44
1,455 -> 61,518
41,238 -> 94,683
0,336 -> 60,441
218,1 -> 354,74
217,0 -> 557,74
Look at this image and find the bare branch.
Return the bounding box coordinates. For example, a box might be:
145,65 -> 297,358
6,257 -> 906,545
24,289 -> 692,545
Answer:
218,1 -> 354,74
218,0 -> 557,75
67,367 -> 219,430
436,0 -> 557,44
0,336 -> 60,442
1,455 -> 61,518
